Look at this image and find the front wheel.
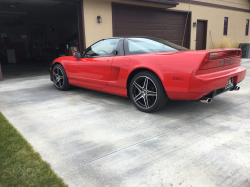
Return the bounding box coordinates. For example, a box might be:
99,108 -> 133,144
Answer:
129,71 -> 168,113
53,64 -> 71,91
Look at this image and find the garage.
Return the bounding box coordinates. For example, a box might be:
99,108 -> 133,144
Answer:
112,3 -> 191,49
0,0 -> 83,80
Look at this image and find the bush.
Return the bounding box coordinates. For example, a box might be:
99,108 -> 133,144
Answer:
214,38 -> 239,49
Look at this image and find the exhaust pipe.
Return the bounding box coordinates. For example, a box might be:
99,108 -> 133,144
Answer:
234,86 -> 240,91
230,86 -> 240,91
199,97 -> 213,104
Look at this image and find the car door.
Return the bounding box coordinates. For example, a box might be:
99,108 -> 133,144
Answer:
68,38 -> 120,89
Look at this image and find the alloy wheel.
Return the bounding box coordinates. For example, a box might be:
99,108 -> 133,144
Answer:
132,76 -> 157,109
53,67 -> 64,89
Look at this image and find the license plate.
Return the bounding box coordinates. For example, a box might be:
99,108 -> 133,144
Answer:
225,78 -> 233,89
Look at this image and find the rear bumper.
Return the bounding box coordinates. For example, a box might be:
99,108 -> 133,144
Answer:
167,66 -> 246,100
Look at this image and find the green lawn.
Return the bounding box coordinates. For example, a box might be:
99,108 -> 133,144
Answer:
0,112 -> 67,187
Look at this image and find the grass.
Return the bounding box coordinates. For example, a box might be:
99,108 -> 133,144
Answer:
0,112 -> 67,187
214,38 -> 240,49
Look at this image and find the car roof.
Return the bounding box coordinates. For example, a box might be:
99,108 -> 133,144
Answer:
105,36 -> 157,40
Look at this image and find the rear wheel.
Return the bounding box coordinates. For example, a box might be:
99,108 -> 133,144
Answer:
53,64 -> 71,91
129,71 -> 168,113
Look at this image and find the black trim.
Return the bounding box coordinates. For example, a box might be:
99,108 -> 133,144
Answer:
204,82 -> 240,99
116,39 -> 125,56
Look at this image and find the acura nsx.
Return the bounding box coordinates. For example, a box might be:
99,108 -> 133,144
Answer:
49,37 -> 246,113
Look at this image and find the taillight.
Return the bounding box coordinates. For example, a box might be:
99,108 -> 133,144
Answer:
199,53 -> 218,70
200,58 -> 223,70
203,54 -> 210,62
199,50 -> 241,70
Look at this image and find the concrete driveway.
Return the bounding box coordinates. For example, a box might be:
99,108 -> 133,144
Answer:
1,60 -> 250,187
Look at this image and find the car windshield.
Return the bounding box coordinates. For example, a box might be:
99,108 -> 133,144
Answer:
127,37 -> 189,55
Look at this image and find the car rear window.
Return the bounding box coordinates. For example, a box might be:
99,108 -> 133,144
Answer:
126,38 -> 189,55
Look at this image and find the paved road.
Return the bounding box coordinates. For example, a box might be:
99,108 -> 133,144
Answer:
1,60 -> 250,187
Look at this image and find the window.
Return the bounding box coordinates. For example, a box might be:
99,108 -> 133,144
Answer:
84,39 -> 120,57
125,38 -> 189,55
224,17 -> 228,35
246,19 -> 249,36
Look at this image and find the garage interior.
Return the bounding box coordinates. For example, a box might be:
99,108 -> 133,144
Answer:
0,0 -> 80,80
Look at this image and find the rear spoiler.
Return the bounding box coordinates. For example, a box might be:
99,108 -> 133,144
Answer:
200,49 -> 242,70
205,49 -> 242,60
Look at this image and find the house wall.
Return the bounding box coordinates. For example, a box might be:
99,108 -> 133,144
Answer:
83,0 -> 250,49
189,0 -> 250,10
83,0 -> 113,47
173,2 -> 250,49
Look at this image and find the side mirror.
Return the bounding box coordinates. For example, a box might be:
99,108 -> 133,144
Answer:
73,52 -> 81,59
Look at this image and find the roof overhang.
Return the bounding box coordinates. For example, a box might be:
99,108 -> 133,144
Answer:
121,0 -> 179,8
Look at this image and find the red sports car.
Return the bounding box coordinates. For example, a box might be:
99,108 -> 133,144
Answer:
50,37 -> 246,113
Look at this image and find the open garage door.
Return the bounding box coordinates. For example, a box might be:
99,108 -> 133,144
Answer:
112,3 -> 191,49
0,0 -> 82,80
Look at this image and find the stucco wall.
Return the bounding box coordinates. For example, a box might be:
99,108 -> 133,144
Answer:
83,0 -> 113,47
83,0 -> 250,50
192,0 -> 250,10
173,3 -> 250,49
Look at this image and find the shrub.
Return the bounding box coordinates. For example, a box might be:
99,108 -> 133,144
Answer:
214,38 -> 239,49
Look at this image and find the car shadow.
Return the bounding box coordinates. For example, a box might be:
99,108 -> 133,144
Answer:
66,86 -> 238,118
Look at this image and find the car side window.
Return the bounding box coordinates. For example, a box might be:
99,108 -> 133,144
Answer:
84,39 -> 120,58
124,38 -> 181,55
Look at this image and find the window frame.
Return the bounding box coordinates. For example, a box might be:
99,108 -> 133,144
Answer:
246,19 -> 249,36
223,17 -> 228,36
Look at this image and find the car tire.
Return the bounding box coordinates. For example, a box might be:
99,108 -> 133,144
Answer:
129,71 -> 168,113
52,64 -> 71,91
